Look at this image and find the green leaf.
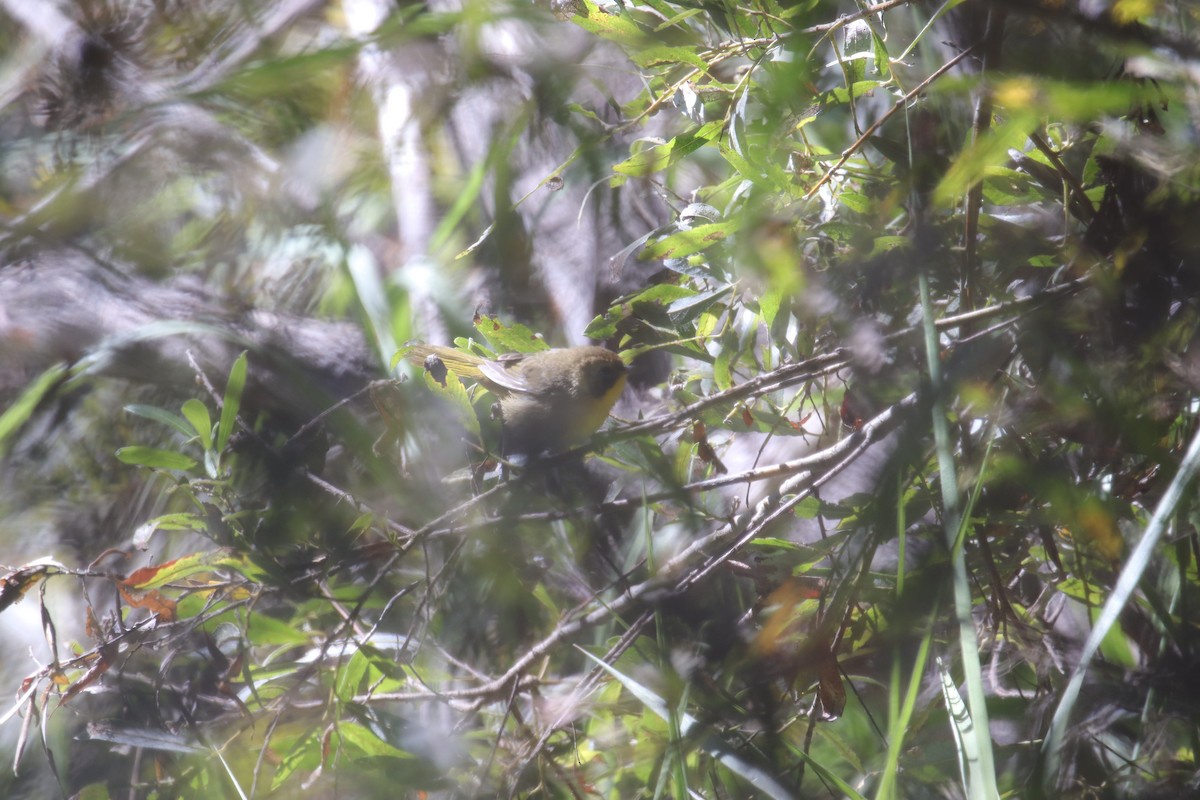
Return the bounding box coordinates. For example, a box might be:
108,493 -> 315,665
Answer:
718,142 -> 766,184
423,367 -> 482,442
585,284 -> 699,342
938,657 -> 980,798
579,648 -> 856,800
713,345 -> 733,390
822,79 -> 888,106
869,236 -> 910,257
245,613 -> 311,646
217,351 -> 247,453
571,1 -> 649,45
992,76 -> 1152,121
124,549 -> 266,590
612,121 -> 723,179
181,398 -> 213,450
124,404 -> 194,437
639,220 -> 738,261
934,116 -> 1035,206
758,288 -> 783,329
666,285 -> 732,325
336,722 -> 413,760
472,315 -> 549,354
132,513 -> 208,548
335,649 -> 370,701
272,730 -> 320,790
115,447 -> 198,472
0,362 -> 67,459
630,45 -> 710,72
70,783 -> 111,800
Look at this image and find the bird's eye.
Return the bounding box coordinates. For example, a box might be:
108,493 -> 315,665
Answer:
590,362 -> 625,394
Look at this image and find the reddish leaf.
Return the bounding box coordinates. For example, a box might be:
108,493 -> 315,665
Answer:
0,564 -> 50,613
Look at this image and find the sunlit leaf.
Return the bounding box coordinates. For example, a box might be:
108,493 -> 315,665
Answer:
612,121 -> 723,179
639,221 -> 738,261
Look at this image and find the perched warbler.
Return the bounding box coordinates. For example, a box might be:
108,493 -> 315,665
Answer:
405,344 -> 628,456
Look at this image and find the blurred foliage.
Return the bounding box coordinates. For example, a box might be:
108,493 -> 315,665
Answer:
2,0 -> 1200,798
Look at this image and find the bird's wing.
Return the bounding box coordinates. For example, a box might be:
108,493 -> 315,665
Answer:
477,356 -> 532,394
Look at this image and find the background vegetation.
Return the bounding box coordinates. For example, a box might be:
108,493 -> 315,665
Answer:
1,0 -> 1199,798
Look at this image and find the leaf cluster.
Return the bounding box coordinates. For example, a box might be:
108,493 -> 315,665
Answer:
3,1 -> 1200,799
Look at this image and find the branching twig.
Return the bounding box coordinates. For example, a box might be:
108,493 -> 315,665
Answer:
364,394 -> 915,709
805,45 -> 977,201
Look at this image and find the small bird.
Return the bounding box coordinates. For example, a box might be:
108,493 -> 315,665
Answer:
405,344 -> 628,456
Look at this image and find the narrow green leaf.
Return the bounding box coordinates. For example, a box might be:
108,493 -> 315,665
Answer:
630,44 -> 710,72
713,346 -> 733,391
335,650 -> 370,701
87,722 -> 207,755
217,351 -> 247,453
919,273 -> 1000,800
132,513 -> 207,548
115,447 -> 198,472
1042,422 -> 1200,786
272,730 -> 320,790
613,121 -> 723,178
0,362 -> 67,459
181,399 -> 213,450
124,404 -> 194,437
938,657 -> 977,798
934,116 -> 1034,207
578,648 -> 820,800
125,549 -> 265,590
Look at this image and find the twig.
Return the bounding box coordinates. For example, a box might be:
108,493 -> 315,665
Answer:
363,394 -> 915,709
805,45 -> 977,201
801,0 -> 914,36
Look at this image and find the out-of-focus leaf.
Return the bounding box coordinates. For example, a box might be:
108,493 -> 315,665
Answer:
631,45 -> 709,71
336,721 -> 414,760
758,287 -> 783,328
87,721 -> 208,755
123,550 -> 265,590
0,363 -> 67,458
115,447 -> 198,472
639,220 -> 738,261
116,583 -> 177,622
423,363 -> 483,442
935,116 -> 1037,206
571,1 -> 651,45
132,513 -> 208,549
580,648 -> 856,800
612,121 -> 723,179
246,613 -> 312,647
0,561 -> 61,614
124,404 -> 194,437
217,351 -> 247,453
335,649 -> 369,701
